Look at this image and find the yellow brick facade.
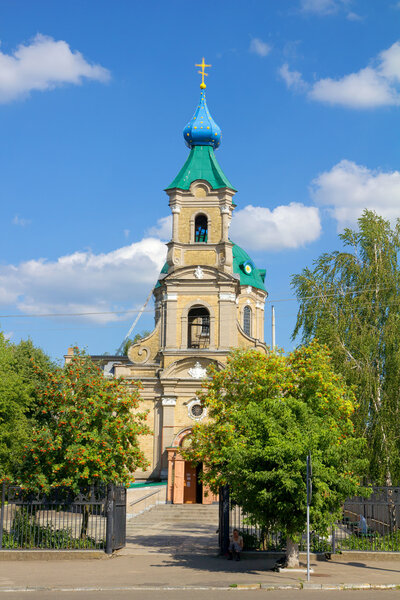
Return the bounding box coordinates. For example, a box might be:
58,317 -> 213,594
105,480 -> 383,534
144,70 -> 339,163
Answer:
87,146 -> 268,503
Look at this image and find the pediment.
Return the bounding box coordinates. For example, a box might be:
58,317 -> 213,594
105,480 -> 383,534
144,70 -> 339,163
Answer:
161,356 -> 223,380
165,265 -> 234,283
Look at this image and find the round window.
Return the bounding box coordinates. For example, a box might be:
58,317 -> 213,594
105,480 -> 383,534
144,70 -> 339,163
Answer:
187,400 -> 207,421
191,403 -> 204,418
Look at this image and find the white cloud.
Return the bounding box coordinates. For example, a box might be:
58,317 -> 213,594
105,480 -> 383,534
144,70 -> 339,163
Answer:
230,203 -> 321,251
12,215 -> 30,227
279,63 -> 308,92
300,0 -> 341,15
249,38 -> 271,58
311,160 -> 400,227
309,66 -> 396,108
300,0 -> 358,17
147,215 -> 172,240
282,41 -> 400,109
0,238 -> 166,323
0,34 -> 110,103
346,11 -> 363,21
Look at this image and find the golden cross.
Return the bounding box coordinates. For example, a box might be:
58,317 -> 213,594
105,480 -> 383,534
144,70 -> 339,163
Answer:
195,57 -> 211,89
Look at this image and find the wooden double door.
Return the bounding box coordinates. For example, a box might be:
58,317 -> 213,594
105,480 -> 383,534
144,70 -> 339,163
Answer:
183,461 -> 203,504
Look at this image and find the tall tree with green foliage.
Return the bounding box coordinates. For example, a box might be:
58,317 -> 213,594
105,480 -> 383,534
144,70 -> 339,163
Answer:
0,334 -> 54,479
292,210 -> 400,485
19,348 -> 151,493
0,333 -> 31,479
183,344 -> 367,566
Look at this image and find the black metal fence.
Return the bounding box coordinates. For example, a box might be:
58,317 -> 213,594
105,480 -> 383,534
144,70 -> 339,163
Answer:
334,487 -> 400,552
219,486 -> 400,554
0,482 -> 126,553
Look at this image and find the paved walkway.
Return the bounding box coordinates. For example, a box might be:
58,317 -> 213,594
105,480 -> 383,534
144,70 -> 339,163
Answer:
122,503 -> 220,556
0,504 -> 399,592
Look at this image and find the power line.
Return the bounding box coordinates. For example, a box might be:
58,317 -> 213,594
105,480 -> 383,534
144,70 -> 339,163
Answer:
0,308 -> 153,319
0,284 -> 396,320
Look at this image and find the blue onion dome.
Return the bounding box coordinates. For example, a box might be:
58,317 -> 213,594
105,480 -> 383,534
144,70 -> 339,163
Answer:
183,91 -> 222,149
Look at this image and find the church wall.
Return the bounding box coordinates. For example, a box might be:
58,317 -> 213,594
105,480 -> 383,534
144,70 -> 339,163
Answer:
184,249 -> 216,267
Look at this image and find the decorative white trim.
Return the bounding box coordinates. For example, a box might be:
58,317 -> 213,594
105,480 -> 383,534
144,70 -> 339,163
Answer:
219,293 -> 236,302
187,399 -> 207,422
188,361 -> 207,379
162,397 -> 177,406
171,206 -> 181,214
220,206 -> 230,214
246,299 -> 251,305
194,266 -> 204,279
256,302 -> 265,310
164,293 -> 177,301
246,286 -> 252,294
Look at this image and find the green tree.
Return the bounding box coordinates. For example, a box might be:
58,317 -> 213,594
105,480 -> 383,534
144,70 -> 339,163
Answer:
183,344 -> 367,566
0,333 -> 32,479
19,348 -> 151,493
10,338 -> 55,419
292,210 -> 400,485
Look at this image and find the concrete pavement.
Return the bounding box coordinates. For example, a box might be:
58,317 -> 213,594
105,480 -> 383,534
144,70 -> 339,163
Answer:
2,591 -> 400,600
0,503 -> 399,593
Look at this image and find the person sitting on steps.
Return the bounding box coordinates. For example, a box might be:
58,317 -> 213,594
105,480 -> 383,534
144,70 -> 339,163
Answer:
228,529 -> 243,561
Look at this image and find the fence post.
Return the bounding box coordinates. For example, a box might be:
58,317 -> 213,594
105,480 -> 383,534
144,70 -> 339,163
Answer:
0,482 -> 5,549
331,524 -> 335,554
105,483 -> 114,555
219,485 -> 230,555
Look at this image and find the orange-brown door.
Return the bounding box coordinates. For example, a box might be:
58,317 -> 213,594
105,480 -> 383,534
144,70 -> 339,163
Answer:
184,462 -> 197,504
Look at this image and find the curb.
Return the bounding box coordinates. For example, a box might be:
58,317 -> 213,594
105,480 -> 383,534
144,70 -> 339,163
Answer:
0,583 -> 399,592
0,550 -> 105,561
302,583 -> 400,590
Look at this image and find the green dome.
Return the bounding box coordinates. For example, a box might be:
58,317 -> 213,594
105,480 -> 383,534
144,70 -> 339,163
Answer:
155,244 -> 266,292
232,243 -> 266,291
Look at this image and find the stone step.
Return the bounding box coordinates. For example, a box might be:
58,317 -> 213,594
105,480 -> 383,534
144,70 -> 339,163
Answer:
126,503 -> 219,528
127,513 -> 219,524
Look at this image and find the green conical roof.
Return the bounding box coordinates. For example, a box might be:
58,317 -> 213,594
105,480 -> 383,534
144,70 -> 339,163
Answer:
166,145 -> 236,191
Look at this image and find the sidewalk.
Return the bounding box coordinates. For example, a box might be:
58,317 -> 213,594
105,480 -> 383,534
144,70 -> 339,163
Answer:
0,502 -> 399,592
0,552 -> 399,592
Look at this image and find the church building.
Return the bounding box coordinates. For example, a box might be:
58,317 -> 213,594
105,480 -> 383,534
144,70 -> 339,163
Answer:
86,62 -> 268,503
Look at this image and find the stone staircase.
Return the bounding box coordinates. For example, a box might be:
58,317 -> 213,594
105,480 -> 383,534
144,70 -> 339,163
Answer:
123,503 -> 220,555
126,503 -> 219,534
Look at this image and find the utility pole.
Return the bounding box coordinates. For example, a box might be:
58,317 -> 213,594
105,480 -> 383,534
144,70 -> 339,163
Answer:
271,305 -> 276,351
306,453 -> 312,582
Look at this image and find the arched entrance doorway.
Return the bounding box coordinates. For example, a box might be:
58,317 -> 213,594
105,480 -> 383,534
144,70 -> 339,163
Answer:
166,428 -> 217,505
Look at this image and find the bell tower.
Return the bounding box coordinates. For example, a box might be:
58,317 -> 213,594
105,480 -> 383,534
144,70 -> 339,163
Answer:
114,61 -> 268,493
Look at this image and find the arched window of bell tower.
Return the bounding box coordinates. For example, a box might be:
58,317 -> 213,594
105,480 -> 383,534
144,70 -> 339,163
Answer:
243,305 -> 252,337
194,214 -> 208,243
188,306 -> 210,348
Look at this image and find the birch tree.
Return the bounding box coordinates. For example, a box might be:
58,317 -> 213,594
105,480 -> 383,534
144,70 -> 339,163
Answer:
292,210 -> 400,486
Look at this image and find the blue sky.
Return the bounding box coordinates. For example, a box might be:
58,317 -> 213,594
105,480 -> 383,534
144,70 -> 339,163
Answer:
2,0 -> 400,361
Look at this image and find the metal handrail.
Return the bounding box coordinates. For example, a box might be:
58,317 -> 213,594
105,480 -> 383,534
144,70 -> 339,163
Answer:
129,488 -> 161,506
